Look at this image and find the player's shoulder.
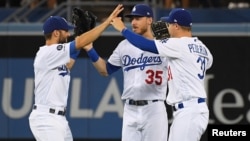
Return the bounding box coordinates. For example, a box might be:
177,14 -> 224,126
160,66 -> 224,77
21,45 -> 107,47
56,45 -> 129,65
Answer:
40,43 -> 69,53
192,37 -> 203,43
117,39 -> 132,47
119,39 -> 130,44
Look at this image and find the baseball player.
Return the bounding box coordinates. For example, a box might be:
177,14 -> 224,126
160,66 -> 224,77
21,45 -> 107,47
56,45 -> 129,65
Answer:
28,5 -> 123,141
83,4 -> 169,141
111,8 -> 213,141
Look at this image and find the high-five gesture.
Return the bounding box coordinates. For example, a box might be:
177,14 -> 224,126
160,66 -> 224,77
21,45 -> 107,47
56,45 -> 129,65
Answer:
105,4 -> 124,24
75,4 -> 124,49
111,17 -> 126,32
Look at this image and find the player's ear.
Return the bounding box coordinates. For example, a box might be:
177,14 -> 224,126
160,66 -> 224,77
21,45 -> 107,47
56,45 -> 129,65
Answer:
176,23 -> 180,28
53,30 -> 60,37
147,17 -> 153,25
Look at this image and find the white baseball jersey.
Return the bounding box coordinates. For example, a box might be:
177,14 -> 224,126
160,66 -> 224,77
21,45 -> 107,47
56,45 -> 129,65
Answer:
33,43 -> 71,108
108,39 -> 169,141
154,37 -> 213,105
108,39 -> 168,101
29,42 -> 73,141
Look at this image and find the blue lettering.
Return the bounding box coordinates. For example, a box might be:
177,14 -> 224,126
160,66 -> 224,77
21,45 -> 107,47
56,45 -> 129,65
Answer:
57,65 -> 69,76
188,44 -> 208,56
122,54 -> 162,71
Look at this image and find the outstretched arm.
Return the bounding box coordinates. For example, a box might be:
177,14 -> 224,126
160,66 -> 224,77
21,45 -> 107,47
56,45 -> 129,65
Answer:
74,4 -> 124,49
83,43 -> 121,76
111,17 -> 159,54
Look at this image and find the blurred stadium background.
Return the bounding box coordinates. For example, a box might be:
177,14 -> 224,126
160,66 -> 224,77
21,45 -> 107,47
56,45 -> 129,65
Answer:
0,0 -> 250,141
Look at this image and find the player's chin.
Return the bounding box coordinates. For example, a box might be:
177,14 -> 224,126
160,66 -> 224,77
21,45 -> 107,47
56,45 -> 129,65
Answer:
132,28 -> 140,34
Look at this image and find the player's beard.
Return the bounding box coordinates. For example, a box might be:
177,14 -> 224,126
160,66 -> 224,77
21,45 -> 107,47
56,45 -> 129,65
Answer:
133,25 -> 147,36
58,31 -> 68,44
58,34 -> 68,44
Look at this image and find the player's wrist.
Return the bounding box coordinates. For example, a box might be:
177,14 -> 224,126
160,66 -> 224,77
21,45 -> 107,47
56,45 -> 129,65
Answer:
87,47 -> 99,62
83,43 -> 93,51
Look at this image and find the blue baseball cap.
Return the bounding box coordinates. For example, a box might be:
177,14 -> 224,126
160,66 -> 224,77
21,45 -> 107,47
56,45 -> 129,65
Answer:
43,16 -> 75,34
125,4 -> 153,18
161,8 -> 192,27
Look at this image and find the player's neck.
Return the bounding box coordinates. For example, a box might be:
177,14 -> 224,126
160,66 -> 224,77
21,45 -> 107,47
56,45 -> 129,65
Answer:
142,31 -> 154,40
175,31 -> 192,38
46,39 -> 58,46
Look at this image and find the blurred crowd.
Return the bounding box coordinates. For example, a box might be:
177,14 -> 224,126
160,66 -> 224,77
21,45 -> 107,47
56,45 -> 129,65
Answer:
0,0 -> 66,9
0,0 -> 249,23
0,0 -> 249,9
164,0 -> 249,8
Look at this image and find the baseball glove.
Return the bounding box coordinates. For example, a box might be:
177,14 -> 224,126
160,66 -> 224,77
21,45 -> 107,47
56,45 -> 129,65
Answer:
151,21 -> 169,40
72,7 -> 97,37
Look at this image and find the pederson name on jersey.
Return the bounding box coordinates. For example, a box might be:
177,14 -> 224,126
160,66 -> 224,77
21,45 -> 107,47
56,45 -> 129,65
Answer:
188,43 -> 208,56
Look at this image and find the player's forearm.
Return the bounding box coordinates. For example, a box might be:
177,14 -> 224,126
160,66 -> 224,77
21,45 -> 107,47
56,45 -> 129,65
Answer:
85,47 -> 109,76
75,21 -> 110,49
93,59 -> 109,77
66,59 -> 76,70
82,42 -> 93,51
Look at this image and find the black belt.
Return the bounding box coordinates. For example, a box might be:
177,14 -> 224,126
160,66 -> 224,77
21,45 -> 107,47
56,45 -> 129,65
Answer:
33,105 -> 66,116
172,98 -> 205,111
127,99 -> 159,106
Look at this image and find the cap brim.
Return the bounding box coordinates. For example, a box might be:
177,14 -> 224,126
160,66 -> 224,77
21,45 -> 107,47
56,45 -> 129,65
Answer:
160,16 -> 170,22
67,24 -> 75,30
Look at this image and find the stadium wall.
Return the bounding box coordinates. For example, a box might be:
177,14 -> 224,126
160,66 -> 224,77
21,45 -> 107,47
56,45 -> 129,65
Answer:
0,23 -> 250,141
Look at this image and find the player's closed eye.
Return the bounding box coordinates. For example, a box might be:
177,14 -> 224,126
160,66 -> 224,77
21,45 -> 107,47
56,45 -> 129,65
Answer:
167,23 -> 177,28
166,23 -> 174,27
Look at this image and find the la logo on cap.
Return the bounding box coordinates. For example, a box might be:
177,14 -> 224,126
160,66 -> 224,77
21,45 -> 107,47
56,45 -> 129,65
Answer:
132,6 -> 136,12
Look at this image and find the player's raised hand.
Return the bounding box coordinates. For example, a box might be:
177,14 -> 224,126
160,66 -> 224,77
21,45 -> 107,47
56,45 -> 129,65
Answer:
105,4 -> 124,24
111,17 -> 126,32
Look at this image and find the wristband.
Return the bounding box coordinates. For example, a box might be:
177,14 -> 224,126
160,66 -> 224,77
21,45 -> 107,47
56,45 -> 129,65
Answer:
87,47 -> 99,62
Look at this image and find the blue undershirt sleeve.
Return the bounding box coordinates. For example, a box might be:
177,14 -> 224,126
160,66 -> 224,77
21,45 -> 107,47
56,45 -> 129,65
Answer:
106,62 -> 121,75
121,28 -> 159,54
69,41 -> 80,60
